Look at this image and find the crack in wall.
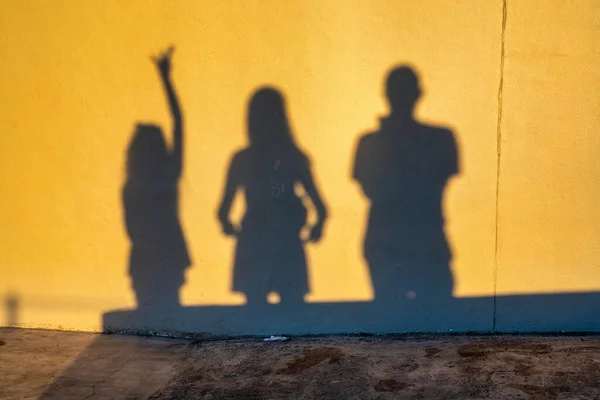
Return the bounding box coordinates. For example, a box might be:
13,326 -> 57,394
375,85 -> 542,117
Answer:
493,0 -> 508,332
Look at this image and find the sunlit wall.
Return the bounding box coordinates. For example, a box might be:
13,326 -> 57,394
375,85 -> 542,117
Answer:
1,1 -> 598,332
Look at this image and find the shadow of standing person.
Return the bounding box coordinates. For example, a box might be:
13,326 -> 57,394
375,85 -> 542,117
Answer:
218,87 -> 327,307
353,66 -> 459,306
123,47 -> 190,312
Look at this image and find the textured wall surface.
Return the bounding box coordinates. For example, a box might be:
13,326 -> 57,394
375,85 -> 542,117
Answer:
0,1 -> 598,335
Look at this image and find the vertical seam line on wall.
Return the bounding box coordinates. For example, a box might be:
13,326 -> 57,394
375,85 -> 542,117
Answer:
493,0 -> 508,332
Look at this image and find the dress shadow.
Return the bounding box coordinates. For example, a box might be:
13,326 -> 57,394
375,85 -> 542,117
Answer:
218,87 -> 327,307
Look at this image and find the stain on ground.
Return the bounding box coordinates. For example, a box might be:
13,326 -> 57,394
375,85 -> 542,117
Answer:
374,379 -> 407,392
457,344 -> 489,358
0,340 -> 5,346
509,343 -> 552,354
277,347 -> 343,375
425,347 -> 443,356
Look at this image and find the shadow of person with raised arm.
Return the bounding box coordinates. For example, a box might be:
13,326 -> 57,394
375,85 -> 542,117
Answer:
123,47 -> 190,312
353,66 -> 459,306
218,87 -> 327,307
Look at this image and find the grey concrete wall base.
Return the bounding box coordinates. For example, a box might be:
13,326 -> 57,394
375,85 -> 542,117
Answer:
104,298 -> 494,337
495,292 -> 600,332
103,293 -> 600,337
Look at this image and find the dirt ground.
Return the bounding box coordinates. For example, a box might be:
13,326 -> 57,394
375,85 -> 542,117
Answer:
152,335 -> 600,400
2,328 -> 600,399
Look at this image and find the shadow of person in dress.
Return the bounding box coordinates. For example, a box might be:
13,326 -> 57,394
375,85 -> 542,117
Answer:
218,87 -> 327,307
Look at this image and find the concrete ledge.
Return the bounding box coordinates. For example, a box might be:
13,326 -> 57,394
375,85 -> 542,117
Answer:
103,293 -> 600,336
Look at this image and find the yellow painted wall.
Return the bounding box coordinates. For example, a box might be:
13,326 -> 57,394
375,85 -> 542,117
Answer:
0,0 -> 597,332
497,0 -> 600,295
